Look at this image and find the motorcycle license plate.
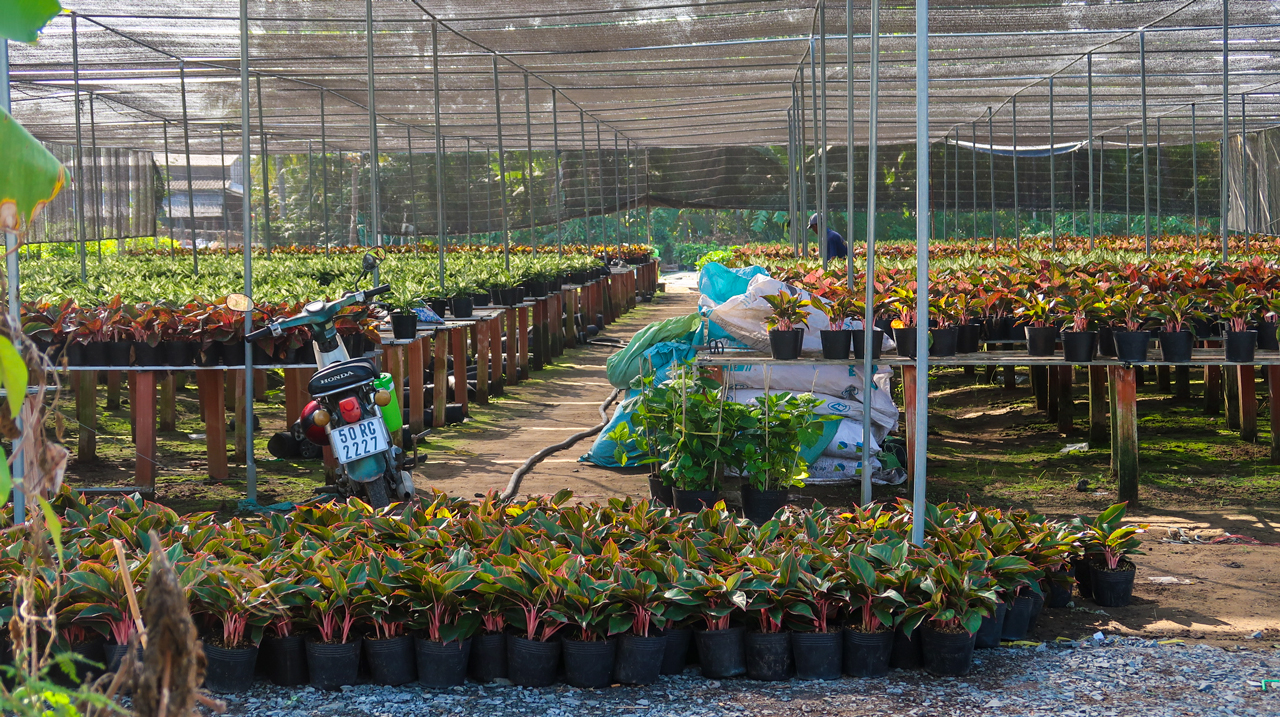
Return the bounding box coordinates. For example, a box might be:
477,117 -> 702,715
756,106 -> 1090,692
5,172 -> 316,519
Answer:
330,417 -> 389,464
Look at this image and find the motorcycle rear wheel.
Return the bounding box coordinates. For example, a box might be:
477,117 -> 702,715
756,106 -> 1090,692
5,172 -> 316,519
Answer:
362,477 -> 391,509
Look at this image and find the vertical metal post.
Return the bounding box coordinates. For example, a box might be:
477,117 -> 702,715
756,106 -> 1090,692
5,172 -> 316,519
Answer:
524,74 -> 535,253
219,126 -> 230,250
614,133 -> 622,256
1125,126 -> 1131,237
1222,0 -> 1230,259
162,117 -> 172,253
797,85 -> 809,257
406,126 -> 416,238
1099,135 -> 1105,233
320,90 -> 330,255
953,128 -> 959,239
846,0 -> 856,289
911,0 -> 930,547
466,137 -> 473,243
1156,117 -> 1163,237
941,126 -> 948,240
1088,52 -> 1095,248
71,13 -> 87,279
180,61 -> 199,272
1012,96 -> 1019,244
862,0 -> 881,507
1242,95 -> 1249,236
552,92 -> 562,250
366,0 -> 381,261
432,20 -> 446,291
596,124 -> 606,252
255,76 -> 271,253
818,1 -> 829,267
579,110 -> 589,244
493,55 -> 509,269
1049,78 -> 1056,247
809,38 -> 823,262
1140,30 -> 1151,256
306,141 -> 314,244
971,122 -> 977,240
987,107 -> 995,243
87,93 -> 102,260
788,108 -> 799,256
1192,104 -> 1199,235
1,36 -> 23,522
238,0 -> 256,502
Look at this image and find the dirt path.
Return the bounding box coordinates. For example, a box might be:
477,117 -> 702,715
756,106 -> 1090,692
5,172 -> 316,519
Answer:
413,273 -> 701,502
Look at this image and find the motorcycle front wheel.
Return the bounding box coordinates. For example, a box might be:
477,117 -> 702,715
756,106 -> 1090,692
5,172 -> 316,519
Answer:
361,477 -> 391,509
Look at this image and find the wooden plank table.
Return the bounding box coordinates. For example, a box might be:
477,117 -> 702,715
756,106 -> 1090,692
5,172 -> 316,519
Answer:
697,348 -> 1280,505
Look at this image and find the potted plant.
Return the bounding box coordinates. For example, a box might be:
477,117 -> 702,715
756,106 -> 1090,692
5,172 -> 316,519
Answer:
386,293 -> 420,340
258,559 -> 310,687
302,558 -> 367,690
1080,503 -> 1144,607
791,553 -> 846,680
467,582 -> 508,684
1110,285 -> 1153,363
63,558 -> 143,673
611,556 -> 669,685
1013,290 -> 1058,357
354,553 -> 416,686
1258,292 -> 1280,350
449,281 -> 477,319
557,554 -> 623,688
403,552 -> 480,687
741,553 -> 805,681
476,550 -> 568,688
1058,290 -> 1100,363
899,552 -> 995,677
739,392 -> 826,525
888,285 -> 919,358
762,289 -> 810,360
665,565 -> 749,679
188,558 -> 276,692
928,293 -> 960,357
1217,283 -> 1259,363
1151,291 -> 1202,363
951,284 -> 983,353
811,293 -> 853,360
841,543 -> 907,678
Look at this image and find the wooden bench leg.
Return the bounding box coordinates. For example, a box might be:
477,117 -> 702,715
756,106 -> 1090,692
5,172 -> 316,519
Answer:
505,308 -> 518,387
475,321 -> 489,405
1157,365 -> 1171,393
233,370 -> 247,462
1056,365 -> 1074,434
1270,366 -> 1280,463
1046,365 -> 1059,420
159,374 -> 177,432
489,316 -> 504,397
1225,365 -> 1242,430
1239,365 -> 1258,443
106,371 -> 121,410
518,306 -> 530,381
197,371 -> 228,481
1174,365 -> 1191,400
1089,365 -> 1108,448
408,337 -> 426,432
903,365 -> 917,489
1113,365 -> 1139,505
1205,364 -> 1222,414
433,334 -> 448,428
133,371 -> 157,492
452,327 -> 468,416
76,371 -> 98,463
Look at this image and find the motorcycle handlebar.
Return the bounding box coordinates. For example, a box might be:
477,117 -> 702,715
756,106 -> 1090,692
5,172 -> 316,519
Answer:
245,326 -> 274,342
246,284 -> 393,342
364,284 -> 392,298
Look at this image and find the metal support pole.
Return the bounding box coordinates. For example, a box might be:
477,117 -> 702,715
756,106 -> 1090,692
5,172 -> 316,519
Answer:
1242,95 -> 1249,236
494,55 -> 509,269
179,61 -> 199,272
1222,0 -> 1230,259
863,0 -> 880,507
953,128 -> 959,240
320,90 -> 330,254
162,117 -> 171,253
987,107 -> 995,244
255,76 -> 271,253
911,0 -> 930,547
220,126 -> 230,250
1088,52 -> 1095,248
809,38 -> 823,263
238,0 -> 256,502
788,109 -> 799,256
797,85 -> 809,257
1156,117 -> 1163,237
432,20 -> 446,291
1140,30 -> 1151,256
818,2 -> 829,268
1049,78 -> 1056,247
614,133 -> 622,256
1192,104 -> 1199,235
465,137 -> 473,243
306,141 -> 314,244
846,0 -> 856,289
579,110 -> 589,244
406,126 -> 417,238
552,92 -> 562,251
942,124 -> 948,240
596,124 -> 606,253
1,37 -> 23,522
87,93 -> 102,260
71,13 -> 87,279
524,73 -> 535,253
1012,97 -> 1019,244
1126,126 -> 1131,237
971,122 -> 977,240
366,0 -> 381,265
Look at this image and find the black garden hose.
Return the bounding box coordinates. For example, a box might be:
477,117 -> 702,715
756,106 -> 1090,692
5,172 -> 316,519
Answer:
499,387 -> 623,501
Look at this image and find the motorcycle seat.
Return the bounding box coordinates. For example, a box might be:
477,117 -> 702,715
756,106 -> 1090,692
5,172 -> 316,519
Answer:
308,358 -> 378,396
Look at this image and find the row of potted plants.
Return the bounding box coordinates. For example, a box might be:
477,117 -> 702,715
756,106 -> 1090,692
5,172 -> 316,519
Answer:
14,489 -> 1142,692
115,242 -> 657,264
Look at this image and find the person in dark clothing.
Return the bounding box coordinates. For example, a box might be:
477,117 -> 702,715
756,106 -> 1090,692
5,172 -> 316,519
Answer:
808,213 -> 847,265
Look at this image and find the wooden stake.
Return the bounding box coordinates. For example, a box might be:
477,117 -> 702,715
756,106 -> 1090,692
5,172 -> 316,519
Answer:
111,539 -> 147,649
1089,365 -> 1108,447
1239,365 -> 1258,443
1113,366 -> 1139,505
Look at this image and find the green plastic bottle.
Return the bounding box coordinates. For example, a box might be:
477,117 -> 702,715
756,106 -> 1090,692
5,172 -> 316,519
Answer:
373,373 -> 403,435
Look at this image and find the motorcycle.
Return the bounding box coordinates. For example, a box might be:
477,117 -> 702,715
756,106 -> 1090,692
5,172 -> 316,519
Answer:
235,255 -> 415,508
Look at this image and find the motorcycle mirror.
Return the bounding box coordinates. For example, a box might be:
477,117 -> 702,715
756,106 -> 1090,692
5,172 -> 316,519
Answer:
226,293 -> 255,312
361,250 -> 384,274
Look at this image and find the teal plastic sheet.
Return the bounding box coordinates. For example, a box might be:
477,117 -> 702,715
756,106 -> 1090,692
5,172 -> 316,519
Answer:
698,262 -> 769,307
605,313 -> 702,389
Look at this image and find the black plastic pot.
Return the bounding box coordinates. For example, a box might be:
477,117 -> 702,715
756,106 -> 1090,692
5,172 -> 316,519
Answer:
1091,563 -> 1137,607
426,298 -> 447,317
615,633 -> 666,685
1011,321 -> 1030,340
64,342 -> 86,366
223,341 -> 246,366
1072,557 -> 1095,600
889,625 -> 923,670
196,342 -> 222,367
956,323 -> 982,354
1026,326 -> 1059,357
305,640 -> 360,690
450,296 -> 474,319
929,327 -> 959,357
893,326 -> 917,358
672,489 -> 720,514
768,328 -> 804,360
842,628 -> 893,678
648,475 -> 674,507
1062,331 -> 1097,363
1098,326 -> 1117,357
974,601 -> 1007,649
1114,331 -> 1150,363
1045,572 -> 1073,609
694,627 -> 746,678
415,637 -> 471,688
741,486 -> 788,525
133,341 -> 160,367
1000,595 -> 1034,641
745,631 -> 792,681
660,627 -> 692,675
851,328 -> 884,360
1027,590 -> 1045,631
563,638 -> 615,688
467,632 -> 507,683
106,340 -> 132,366
1226,330 -> 1257,363
262,634 -> 308,687
819,329 -> 851,360
791,631 -> 842,681
920,625 -> 976,677
987,316 -> 1011,341
1160,330 -> 1194,363
472,292 -> 491,308
105,644 -> 143,673
53,639 -> 105,686
203,644 -> 258,692
507,636 -> 560,687
391,313 -> 417,340
362,635 -> 414,686
1191,316 -> 1214,339
164,341 -> 193,367
1258,321 -> 1280,350
525,280 -> 548,298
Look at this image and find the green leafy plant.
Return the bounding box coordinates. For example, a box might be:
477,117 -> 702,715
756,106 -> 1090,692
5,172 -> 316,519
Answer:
762,290 -> 811,332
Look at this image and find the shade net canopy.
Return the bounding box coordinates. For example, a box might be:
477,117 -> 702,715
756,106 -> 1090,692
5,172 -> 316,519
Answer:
8,1 -> 1279,239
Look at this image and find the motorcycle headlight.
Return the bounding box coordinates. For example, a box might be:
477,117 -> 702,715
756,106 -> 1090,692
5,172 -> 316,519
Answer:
374,389 -> 392,407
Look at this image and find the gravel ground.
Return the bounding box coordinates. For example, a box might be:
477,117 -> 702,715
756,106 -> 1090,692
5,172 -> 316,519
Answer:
205,637 -> 1279,717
